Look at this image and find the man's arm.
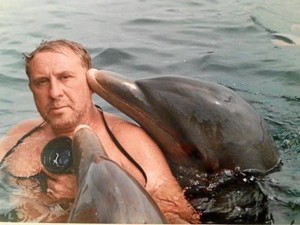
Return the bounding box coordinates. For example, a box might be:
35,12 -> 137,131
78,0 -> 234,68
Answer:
0,119 -> 40,159
110,118 -> 200,224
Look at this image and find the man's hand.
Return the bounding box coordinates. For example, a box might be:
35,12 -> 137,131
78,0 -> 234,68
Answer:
46,174 -> 76,200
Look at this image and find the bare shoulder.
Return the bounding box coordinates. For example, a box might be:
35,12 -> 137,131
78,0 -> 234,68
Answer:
102,111 -> 138,128
103,112 -> 200,223
103,112 -> 156,146
103,111 -> 171,181
5,118 -> 44,135
0,118 -> 44,158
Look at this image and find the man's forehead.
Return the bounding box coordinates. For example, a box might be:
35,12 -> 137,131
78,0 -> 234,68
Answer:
29,49 -> 82,67
28,49 -> 83,75
37,47 -> 79,58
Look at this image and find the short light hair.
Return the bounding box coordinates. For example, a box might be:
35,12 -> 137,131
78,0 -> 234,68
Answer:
24,39 -> 91,77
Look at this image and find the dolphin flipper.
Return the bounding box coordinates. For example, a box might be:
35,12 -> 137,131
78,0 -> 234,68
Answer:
68,125 -> 166,224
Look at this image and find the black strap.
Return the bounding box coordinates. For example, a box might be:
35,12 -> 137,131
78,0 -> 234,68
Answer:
95,105 -> 147,184
0,121 -> 46,165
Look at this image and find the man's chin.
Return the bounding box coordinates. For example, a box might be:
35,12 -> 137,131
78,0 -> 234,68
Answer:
46,115 -> 79,131
43,109 -> 84,131
49,120 -> 77,131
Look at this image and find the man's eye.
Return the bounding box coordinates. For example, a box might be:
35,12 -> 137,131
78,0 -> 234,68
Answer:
34,79 -> 48,87
62,75 -> 70,80
61,74 -> 72,81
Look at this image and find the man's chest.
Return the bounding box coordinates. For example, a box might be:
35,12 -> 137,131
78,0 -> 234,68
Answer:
4,134 -> 52,177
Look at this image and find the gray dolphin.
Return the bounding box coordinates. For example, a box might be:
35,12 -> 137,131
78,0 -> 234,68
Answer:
272,33 -> 300,46
87,70 -> 279,180
68,125 -> 166,224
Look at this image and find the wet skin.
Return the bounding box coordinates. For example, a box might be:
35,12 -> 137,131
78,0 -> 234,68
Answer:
0,49 -> 200,223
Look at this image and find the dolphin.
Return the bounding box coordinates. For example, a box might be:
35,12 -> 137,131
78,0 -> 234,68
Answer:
272,33 -> 300,46
87,70 -> 280,182
68,125 -> 166,224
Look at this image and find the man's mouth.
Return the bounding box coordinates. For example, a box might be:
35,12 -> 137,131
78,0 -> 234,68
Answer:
50,105 -> 68,113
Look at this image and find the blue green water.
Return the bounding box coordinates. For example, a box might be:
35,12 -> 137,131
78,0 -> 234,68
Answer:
0,0 -> 299,223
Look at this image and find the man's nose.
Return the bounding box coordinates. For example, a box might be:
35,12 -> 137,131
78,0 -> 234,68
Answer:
49,79 -> 63,98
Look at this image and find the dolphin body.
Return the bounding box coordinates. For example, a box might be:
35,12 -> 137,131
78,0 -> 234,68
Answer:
68,125 -> 166,224
272,33 -> 300,46
87,70 -> 280,182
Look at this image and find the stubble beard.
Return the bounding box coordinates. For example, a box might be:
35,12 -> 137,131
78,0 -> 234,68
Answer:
41,106 -> 87,131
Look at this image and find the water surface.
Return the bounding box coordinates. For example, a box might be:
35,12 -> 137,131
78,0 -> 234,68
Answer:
0,0 -> 299,223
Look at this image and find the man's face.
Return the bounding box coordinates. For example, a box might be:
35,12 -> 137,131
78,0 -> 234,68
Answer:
28,48 -> 93,131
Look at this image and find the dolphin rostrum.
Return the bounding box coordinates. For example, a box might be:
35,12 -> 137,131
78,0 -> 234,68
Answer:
68,125 -> 166,224
87,70 -> 280,182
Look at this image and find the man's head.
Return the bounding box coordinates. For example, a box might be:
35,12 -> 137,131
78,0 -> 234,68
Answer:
26,39 -> 94,133
25,39 -> 92,78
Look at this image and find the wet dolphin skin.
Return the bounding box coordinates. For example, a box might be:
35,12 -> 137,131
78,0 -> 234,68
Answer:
87,70 -> 280,178
68,125 -> 167,224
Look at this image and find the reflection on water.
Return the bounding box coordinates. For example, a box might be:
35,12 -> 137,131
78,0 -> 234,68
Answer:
180,168 -> 272,224
0,167 -> 71,222
0,0 -> 299,223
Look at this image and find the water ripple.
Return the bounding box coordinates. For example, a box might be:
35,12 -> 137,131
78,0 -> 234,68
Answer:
93,47 -> 135,67
0,73 -> 27,88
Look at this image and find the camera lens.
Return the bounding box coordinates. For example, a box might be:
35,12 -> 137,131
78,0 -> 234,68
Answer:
41,136 -> 73,174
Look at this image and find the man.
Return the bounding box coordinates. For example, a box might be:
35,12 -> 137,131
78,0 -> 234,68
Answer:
0,39 -> 200,223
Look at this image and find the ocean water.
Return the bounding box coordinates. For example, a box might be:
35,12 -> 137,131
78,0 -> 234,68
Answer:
0,0 -> 299,223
